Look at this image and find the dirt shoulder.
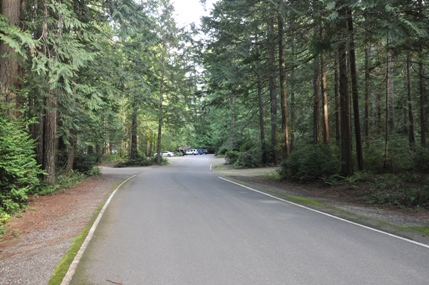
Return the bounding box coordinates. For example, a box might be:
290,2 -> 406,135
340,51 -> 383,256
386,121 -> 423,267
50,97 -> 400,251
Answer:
0,173 -> 127,285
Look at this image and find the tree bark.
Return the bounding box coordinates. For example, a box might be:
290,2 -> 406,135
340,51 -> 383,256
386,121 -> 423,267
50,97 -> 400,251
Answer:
321,52 -> 330,145
43,94 -> 57,184
347,8 -> 363,171
268,3 -> 278,163
312,12 -> 321,145
229,95 -> 237,150
130,98 -> 139,159
338,4 -> 353,176
419,60 -> 426,147
290,36 -> 296,152
278,8 -> 289,159
0,0 -> 21,116
364,36 -> 370,147
334,52 -> 341,144
406,52 -> 415,147
387,51 -> 395,133
257,79 -> 266,164
384,44 -> 391,169
65,132 -> 76,172
313,53 -> 321,145
156,76 -> 165,164
418,0 -> 427,147
254,30 -> 267,165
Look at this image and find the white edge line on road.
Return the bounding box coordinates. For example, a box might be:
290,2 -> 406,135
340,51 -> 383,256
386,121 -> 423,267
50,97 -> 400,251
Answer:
219,176 -> 429,250
61,175 -> 137,285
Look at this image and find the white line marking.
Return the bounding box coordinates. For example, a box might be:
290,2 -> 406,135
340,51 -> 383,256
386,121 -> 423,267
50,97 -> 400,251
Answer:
219,176 -> 429,249
61,175 -> 137,285
210,163 -> 213,171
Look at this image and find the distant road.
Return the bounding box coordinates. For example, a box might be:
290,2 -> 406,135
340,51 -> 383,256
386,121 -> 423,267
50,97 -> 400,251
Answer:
70,154 -> 429,284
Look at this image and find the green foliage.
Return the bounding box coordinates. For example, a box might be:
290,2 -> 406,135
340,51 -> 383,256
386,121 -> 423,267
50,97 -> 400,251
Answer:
412,147 -> 429,173
365,175 -> 429,209
101,154 -> 124,164
115,155 -> 161,167
0,112 -> 44,223
280,144 -> 340,182
363,142 -> 387,173
363,138 -> 421,173
56,171 -> 86,191
217,147 -> 229,156
73,153 -> 98,174
0,14 -> 35,59
225,150 -> 239,165
233,148 -> 262,169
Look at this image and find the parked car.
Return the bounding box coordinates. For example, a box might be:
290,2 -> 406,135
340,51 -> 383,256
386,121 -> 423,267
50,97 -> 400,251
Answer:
197,149 -> 204,155
155,151 -> 175,157
185,149 -> 198,155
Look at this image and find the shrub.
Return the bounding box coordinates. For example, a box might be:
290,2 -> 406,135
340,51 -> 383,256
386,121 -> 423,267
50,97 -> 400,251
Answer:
363,142 -> 385,173
412,147 -> 429,173
0,112 -> 44,222
216,147 -> 229,156
225,150 -> 239,165
101,153 -> 124,164
365,175 -> 429,209
233,148 -> 262,169
56,170 -> 86,190
73,153 -> 98,174
280,144 -> 340,182
115,155 -> 160,167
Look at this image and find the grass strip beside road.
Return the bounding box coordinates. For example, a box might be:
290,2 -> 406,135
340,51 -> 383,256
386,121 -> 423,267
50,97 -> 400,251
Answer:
49,176 -> 135,285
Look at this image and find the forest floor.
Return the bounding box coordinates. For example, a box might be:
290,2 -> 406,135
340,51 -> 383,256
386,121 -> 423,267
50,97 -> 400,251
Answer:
0,163 -> 428,284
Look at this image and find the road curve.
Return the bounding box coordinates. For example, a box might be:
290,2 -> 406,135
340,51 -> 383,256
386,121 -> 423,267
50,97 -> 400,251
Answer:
69,155 -> 429,285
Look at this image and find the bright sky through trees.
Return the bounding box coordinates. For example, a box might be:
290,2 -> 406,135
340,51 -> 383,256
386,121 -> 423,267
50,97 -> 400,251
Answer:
172,0 -> 216,27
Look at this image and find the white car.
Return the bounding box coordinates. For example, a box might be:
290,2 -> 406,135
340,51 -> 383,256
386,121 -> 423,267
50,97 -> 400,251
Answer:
155,151 -> 175,157
185,149 -> 198,155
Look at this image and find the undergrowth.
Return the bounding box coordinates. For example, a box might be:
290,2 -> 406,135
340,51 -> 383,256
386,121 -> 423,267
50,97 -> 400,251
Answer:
115,155 -> 167,167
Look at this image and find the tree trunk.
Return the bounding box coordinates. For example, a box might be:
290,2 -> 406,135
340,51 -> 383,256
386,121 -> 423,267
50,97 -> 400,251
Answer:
384,45 -> 391,169
268,3 -> 278,163
419,58 -> 426,147
156,86 -> 164,164
130,98 -> 139,159
338,4 -> 353,176
388,51 -> 395,133
156,51 -> 167,164
229,95 -> 237,150
321,53 -> 330,145
334,52 -> 341,144
43,94 -> 57,184
347,8 -> 363,171
278,8 -> 289,159
255,31 -> 267,164
364,38 -> 370,147
0,0 -> 21,116
312,11 -> 321,145
257,76 -> 267,164
65,133 -> 76,172
290,37 -> 296,152
313,53 -> 321,145
406,52 -> 415,147
418,0 -> 427,147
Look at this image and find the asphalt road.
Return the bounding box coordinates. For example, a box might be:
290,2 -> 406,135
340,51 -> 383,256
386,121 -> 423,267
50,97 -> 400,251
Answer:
69,155 -> 429,285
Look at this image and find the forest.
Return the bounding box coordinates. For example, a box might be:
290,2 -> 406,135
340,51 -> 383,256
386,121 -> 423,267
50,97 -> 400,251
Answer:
1,0 -> 429,225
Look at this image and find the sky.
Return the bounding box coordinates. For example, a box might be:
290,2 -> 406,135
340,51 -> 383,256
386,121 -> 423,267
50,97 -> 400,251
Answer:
172,0 -> 217,27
